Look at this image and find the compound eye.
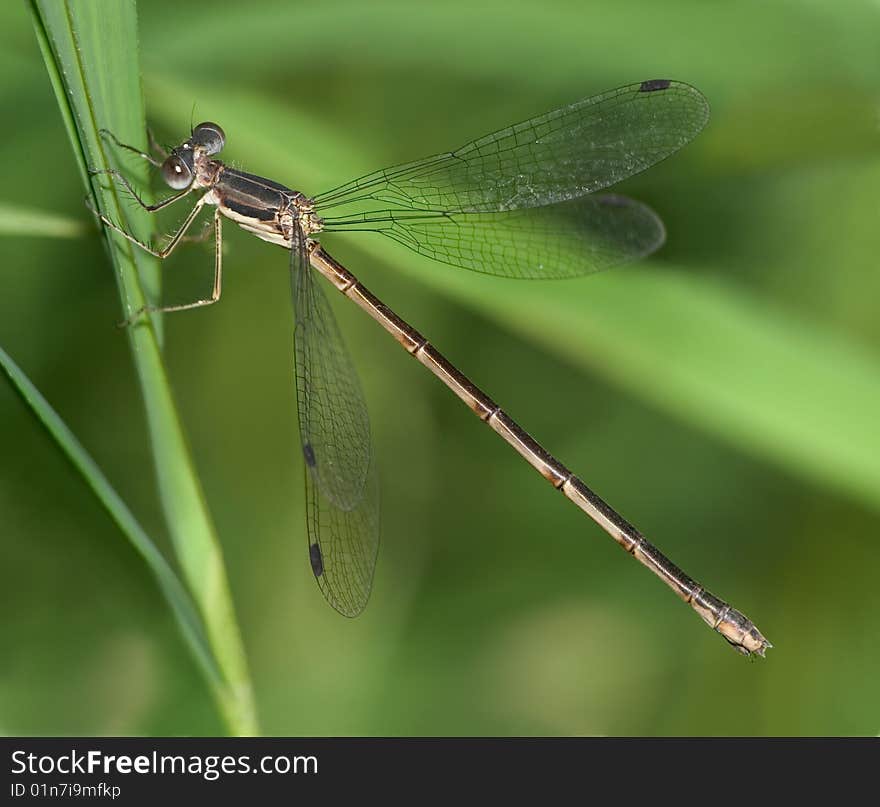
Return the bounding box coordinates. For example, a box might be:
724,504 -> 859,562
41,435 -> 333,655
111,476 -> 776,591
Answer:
192,121 -> 225,155
161,155 -> 193,189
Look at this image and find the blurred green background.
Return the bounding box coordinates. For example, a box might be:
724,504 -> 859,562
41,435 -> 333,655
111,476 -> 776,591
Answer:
2,0 -> 879,735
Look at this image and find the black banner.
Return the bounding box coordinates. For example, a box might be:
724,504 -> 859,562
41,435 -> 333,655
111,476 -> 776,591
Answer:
1,737 -> 874,802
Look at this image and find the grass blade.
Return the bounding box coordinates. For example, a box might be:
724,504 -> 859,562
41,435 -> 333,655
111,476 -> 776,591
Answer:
0,202 -> 86,238
28,0 -> 258,735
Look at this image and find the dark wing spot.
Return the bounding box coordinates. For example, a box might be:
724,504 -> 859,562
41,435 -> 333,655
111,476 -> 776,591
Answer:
309,543 -> 324,577
639,79 -> 672,93
302,442 -> 316,467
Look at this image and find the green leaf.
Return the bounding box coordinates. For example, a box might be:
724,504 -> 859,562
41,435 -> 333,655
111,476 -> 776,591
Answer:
28,0 -> 257,735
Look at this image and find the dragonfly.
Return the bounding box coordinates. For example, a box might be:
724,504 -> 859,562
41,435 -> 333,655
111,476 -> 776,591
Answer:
90,79 -> 770,656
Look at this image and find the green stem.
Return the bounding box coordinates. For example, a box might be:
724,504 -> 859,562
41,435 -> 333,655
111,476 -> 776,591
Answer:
28,0 -> 258,735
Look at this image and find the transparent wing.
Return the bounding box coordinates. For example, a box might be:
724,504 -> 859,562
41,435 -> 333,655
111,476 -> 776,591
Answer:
313,80 -> 708,215
321,194 -> 665,279
291,227 -> 379,616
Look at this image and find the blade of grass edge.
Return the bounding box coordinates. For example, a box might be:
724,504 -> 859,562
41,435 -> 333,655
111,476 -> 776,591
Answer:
0,202 -> 87,238
0,345 -> 220,690
28,0 -> 258,735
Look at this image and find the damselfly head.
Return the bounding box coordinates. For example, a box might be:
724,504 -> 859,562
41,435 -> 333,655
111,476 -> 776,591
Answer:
159,122 -> 225,189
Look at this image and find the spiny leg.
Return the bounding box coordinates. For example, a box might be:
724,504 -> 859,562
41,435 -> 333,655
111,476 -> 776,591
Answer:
99,128 -> 163,167
88,167 -> 191,213
92,193 -> 207,260
94,127 -> 177,217
93,128 -> 223,326
119,208 -> 224,326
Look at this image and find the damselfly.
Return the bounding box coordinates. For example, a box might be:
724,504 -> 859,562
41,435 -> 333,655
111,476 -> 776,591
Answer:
90,79 -> 770,656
